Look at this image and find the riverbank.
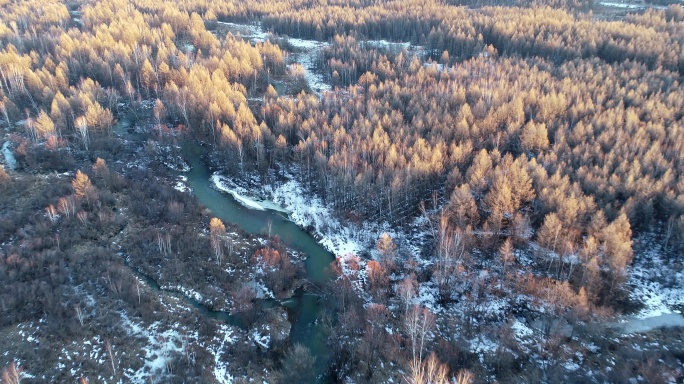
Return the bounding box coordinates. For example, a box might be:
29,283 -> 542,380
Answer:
209,165 -> 432,260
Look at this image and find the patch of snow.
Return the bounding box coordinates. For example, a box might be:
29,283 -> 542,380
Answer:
162,158 -> 191,172
337,253 -> 368,295
599,1 -> 645,9
286,37 -> 331,95
161,284 -> 204,303
208,324 -> 237,384
272,178 -> 361,256
469,336 -> 499,356
121,312 -> 195,383
2,141 -> 17,170
173,175 -> 192,193
216,21 -> 269,43
423,62 -> 445,72
361,39 -> 412,51
628,232 -> 684,318
413,283 -> 440,313
211,173 -> 288,212
612,232 -> 684,333
243,279 -> 274,300
21,371 -> 35,379
511,319 -> 534,342
251,327 -> 271,349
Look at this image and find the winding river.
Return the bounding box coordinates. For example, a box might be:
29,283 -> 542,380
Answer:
182,143 -> 335,375
115,119 -> 335,380
182,143 -> 335,285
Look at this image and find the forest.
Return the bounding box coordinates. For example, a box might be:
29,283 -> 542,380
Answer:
1,0 -> 683,382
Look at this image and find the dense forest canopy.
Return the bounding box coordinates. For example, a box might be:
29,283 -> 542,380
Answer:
1,0 -> 684,382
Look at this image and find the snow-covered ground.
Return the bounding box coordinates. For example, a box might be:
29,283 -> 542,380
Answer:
173,175 -> 191,193
211,169 -> 431,263
218,20 -> 332,95
215,21 -> 270,43
628,233 -> 684,319
160,284 -> 204,303
286,37 -> 331,95
611,232 -> 684,333
208,324 -> 238,384
597,0 -> 670,10
361,39 -> 412,51
211,173 -> 288,212
598,1 -> 646,9
271,178 -> 361,256
121,312 -> 197,383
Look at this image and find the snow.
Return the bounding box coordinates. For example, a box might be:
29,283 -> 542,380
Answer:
628,233 -> 684,319
361,39 -> 412,51
212,174 -> 265,210
212,169 -> 432,288
286,37 -> 322,51
271,178 -> 361,256
161,284 -> 203,303
173,175 -> 191,193
337,253 -> 368,294
209,324 -> 237,384
243,279 -> 271,299
413,283 -> 440,313
21,371 -> 35,379
511,319 -> 534,342
251,327 -> 271,349
215,21 -> 269,43
423,62 -> 445,72
469,335 -> 499,356
161,158 -> 190,172
121,312 -> 196,383
599,1 -> 645,9
2,141 -> 17,170
213,170 -> 366,257
211,173 -> 288,212
286,37 -> 331,95
610,231 -> 684,333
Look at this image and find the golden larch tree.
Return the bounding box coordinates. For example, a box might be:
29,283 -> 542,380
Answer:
72,170 -> 93,199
